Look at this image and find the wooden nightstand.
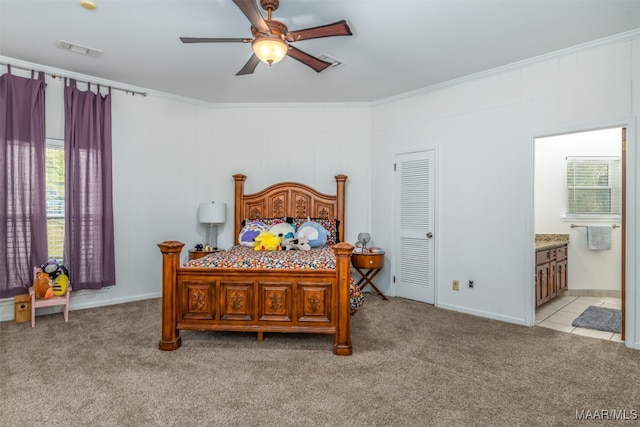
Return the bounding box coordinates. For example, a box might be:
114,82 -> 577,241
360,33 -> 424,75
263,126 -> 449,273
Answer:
351,251 -> 387,300
188,249 -> 220,261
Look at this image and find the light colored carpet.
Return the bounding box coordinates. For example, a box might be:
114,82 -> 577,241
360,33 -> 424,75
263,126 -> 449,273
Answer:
1,295 -> 638,426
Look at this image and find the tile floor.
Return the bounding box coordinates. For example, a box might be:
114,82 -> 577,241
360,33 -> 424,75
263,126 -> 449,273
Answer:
536,295 -> 623,342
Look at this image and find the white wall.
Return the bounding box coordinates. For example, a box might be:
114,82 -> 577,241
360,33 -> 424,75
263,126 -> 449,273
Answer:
370,33 -> 640,349
0,61 -> 372,319
2,31 -> 639,350
535,129 -> 622,293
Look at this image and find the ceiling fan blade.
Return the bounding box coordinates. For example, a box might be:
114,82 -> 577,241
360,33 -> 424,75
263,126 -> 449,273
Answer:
236,54 -> 261,76
180,37 -> 252,43
232,0 -> 270,35
287,20 -> 352,42
286,46 -> 332,73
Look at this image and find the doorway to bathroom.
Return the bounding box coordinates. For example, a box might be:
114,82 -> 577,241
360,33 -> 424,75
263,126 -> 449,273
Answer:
533,127 -> 625,341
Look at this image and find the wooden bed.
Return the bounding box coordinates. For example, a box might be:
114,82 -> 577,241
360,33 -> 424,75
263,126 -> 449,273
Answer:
157,174 -> 354,355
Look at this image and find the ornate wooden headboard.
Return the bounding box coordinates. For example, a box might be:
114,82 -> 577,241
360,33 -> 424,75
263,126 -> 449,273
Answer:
232,174 -> 347,245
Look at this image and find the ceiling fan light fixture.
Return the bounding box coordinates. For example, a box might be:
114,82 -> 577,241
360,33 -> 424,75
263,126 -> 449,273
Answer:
252,37 -> 288,66
80,0 -> 96,10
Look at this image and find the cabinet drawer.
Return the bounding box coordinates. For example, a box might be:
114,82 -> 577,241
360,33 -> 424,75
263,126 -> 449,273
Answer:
536,249 -> 550,264
555,246 -> 567,261
351,253 -> 384,269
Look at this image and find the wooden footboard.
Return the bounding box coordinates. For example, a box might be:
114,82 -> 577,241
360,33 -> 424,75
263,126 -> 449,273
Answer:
158,241 -> 354,355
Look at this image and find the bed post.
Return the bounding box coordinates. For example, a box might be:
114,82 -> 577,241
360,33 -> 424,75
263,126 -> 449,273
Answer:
335,174 -> 347,242
158,240 -> 185,351
233,174 -> 246,246
333,242 -> 354,355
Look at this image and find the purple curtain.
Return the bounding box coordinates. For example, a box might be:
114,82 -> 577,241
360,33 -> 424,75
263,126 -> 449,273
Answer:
64,79 -> 115,290
0,67 -> 48,298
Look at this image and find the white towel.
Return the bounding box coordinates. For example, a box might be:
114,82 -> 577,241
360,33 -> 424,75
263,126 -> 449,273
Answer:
587,226 -> 612,250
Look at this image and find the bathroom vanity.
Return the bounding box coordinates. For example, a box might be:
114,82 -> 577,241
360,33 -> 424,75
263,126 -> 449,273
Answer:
535,234 -> 569,307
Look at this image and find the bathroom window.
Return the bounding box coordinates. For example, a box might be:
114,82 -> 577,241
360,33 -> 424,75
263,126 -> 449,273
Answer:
565,156 -> 621,218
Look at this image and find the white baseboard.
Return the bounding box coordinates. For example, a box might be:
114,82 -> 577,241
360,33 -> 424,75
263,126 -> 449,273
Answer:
0,291 -> 161,323
565,289 -> 621,298
436,302 -> 529,327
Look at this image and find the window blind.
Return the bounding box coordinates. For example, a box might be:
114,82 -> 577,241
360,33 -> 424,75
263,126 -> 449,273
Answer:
566,156 -> 621,217
46,141 -> 65,261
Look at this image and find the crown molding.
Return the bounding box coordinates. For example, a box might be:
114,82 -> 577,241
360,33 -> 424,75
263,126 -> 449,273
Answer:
374,28 -> 640,107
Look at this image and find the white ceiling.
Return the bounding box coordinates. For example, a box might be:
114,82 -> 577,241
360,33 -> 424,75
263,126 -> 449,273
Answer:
1,0 -> 639,103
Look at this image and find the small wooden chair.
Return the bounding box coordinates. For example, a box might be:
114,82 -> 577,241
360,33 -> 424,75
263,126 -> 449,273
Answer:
29,267 -> 72,327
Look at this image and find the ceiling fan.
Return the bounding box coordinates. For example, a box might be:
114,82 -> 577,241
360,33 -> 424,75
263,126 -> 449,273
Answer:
180,0 -> 352,76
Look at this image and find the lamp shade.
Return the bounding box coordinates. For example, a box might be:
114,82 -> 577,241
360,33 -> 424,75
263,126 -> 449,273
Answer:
252,37 -> 288,65
198,201 -> 226,224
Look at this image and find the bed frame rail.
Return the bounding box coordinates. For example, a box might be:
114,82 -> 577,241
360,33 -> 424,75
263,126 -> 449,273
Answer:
158,241 -> 354,355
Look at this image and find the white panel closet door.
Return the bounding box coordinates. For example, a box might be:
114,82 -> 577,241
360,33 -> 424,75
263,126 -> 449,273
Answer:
394,150 -> 435,303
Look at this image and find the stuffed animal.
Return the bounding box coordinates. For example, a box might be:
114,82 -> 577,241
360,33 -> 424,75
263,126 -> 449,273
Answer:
296,221 -> 329,248
281,236 -> 297,250
41,259 -> 59,277
40,259 -> 69,280
33,271 -> 54,299
282,236 -> 311,251
52,273 -> 69,296
268,222 -> 296,243
39,260 -> 70,296
239,220 -> 267,247
254,231 -> 282,251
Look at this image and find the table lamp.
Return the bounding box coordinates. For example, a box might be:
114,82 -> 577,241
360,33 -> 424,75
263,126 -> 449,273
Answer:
356,232 -> 371,252
198,201 -> 226,250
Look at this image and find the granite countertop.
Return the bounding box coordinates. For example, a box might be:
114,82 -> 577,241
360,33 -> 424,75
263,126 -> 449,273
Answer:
535,234 -> 570,250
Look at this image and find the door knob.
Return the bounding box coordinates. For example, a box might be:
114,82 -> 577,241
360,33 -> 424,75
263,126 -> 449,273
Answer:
426,232 -> 433,238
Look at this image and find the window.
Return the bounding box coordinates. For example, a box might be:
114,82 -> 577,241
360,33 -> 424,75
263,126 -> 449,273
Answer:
565,156 -> 621,218
46,139 -> 65,261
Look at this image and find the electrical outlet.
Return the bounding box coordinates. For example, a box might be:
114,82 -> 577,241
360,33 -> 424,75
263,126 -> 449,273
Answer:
468,280 -> 474,288
453,280 -> 460,291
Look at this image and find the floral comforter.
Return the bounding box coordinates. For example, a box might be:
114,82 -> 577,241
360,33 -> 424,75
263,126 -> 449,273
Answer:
183,245 -> 364,314
184,245 -> 336,269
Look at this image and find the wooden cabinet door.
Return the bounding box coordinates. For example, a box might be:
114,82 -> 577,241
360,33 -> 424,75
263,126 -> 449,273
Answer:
536,263 -> 550,307
548,260 -> 557,299
535,244 -> 568,307
556,259 -> 568,292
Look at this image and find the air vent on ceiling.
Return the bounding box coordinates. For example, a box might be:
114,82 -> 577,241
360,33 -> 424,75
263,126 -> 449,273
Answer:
56,40 -> 102,57
316,53 -> 344,69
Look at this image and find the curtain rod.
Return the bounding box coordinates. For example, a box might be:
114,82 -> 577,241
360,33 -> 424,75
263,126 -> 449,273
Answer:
0,62 -> 147,97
